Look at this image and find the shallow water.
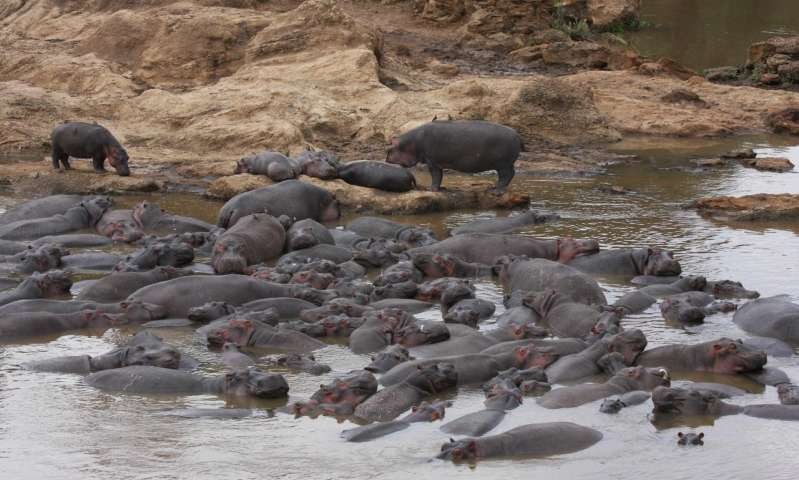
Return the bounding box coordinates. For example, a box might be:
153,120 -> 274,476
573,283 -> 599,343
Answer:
626,0 -> 799,71
1,134 -> 799,479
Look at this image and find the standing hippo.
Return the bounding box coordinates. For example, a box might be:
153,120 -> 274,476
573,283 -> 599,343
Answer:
337,161 -> 416,192
437,422 -> 602,462
85,366 -> 288,398
733,296 -> 799,342
451,210 -> 560,235
566,248 -> 681,277
76,266 -> 188,303
635,338 -> 767,374
0,197 -> 111,241
212,214 -> 285,274
51,122 -> 130,176
386,120 -> 523,193
217,180 -> 340,228
234,151 -> 299,182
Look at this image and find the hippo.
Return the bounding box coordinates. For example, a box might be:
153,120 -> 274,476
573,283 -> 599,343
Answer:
132,202 -> 215,235
742,336 -> 795,358
62,252 -> 122,272
354,363 -> 457,422
733,296 -> 799,342
85,366 -> 289,398
234,151 -> 299,181
0,195 -> 95,226
499,257 -> 607,306
451,210 -> 560,235
778,384 -> 799,405
483,378 -> 524,411
651,386 -> 799,423
705,279 -> 760,299
300,301 -> 374,322
0,243 -> 67,274
0,239 -> 27,255
127,275 -> 323,318
0,298 -> 126,316
365,345 -> 414,373
346,217 -> 438,247
217,180 -> 340,228
545,330 -> 647,384
635,338 -> 767,374
599,391 -> 651,413
22,331 -> 181,373
443,298 -> 496,328
538,366 -> 670,409
348,308 -> 450,354
437,422 -> 602,463
77,267 -> 188,303
379,346 -> 555,387
285,219 -> 335,251
566,248 -> 681,277
337,160 -> 416,192
211,214 -> 285,274
284,314 -> 366,339
274,353 -> 331,375
32,234 -> 112,248
51,122 -> 130,175
524,288 -> 616,339
411,234 -> 599,266
0,197 -> 111,241
0,309 -> 124,340
386,120 -> 523,193
410,252 -> 493,278
677,432 -> 705,446
342,400 -> 449,442
292,150 -> 340,180
375,261 -> 423,287
409,325 -> 547,358
207,318 -> 327,352
277,244 -> 353,268
96,209 -> 144,243
351,238 -> 407,268
114,240 -> 194,272
291,370 -> 377,417
640,276 -> 707,297
221,342 -> 256,369
659,292 -> 736,324
440,409 -> 507,437
368,298 -> 433,314
0,270 -> 72,307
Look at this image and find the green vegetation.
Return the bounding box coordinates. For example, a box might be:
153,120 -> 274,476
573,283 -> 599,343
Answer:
551,7 -> 591,41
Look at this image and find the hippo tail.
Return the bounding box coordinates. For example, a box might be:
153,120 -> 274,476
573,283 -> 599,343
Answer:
519,137 -> 526,152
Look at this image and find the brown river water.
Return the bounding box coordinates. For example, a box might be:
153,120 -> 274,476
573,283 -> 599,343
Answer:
1,135 -> 799,479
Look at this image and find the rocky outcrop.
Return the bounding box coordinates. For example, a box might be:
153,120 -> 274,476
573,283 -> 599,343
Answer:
739,157 -> 794,173
766,108 -> 799,136
556,0 -> 641,30
690,194 -> 799,222
706,35 -> 799,89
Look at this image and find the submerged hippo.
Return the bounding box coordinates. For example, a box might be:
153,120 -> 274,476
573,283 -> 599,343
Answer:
0,197 -> 111,241
499,257 -> 607,306
337,160 -> 416,192
538,366 -> 671,409
567,248 -> 681,277
211,213 -> 285,274
635,338 -> 767,374
386,120 -> 523,193
451,210 -> 560,235
342,400 -> 449,442
0,195 -> 94,226
733,296 -> 799,342
76,267 -> 188,303
85,366 -> 289,398
0,270 -> 73,307
437,422 -> 602,463
217,180 -> 339,228
51,122 -> 130,176
651,386 -> 799,423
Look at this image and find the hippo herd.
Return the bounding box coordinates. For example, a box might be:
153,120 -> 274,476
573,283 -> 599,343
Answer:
0,120 -> 795,464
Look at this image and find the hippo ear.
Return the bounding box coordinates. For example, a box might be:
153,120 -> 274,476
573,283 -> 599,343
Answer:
698,433 -> 704,439
449,438 -> 455,443
678,432 -> 684,438
411,405 -> 419,412
466,440 -> 477,453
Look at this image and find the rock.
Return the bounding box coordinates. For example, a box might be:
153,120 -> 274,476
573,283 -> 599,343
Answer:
413,0 -> 468,23
692,158 -> 727,168
720,148 -> 756,159
690,194 -> 799,221
430,61 -> 460,77
777,62 -> 799,82
766,108 -> 799,136
740,157 -> 795,172
759,73 -> 782,85
744,36 -> 799,87
704,66 -> 741,82
206,174 -> 272,199
661,88 -> 708,108
586,0 -> 641,30
636,58 -> 701,81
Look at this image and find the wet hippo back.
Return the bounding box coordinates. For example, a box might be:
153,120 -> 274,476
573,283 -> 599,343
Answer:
0,195 -> 91,225
85,366 -> 207,394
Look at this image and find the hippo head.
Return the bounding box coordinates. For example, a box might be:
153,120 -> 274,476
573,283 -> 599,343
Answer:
119,300 -> 168,323
290,285 -> 337,305
407,363 -> 458,394
484,379 -> 523,410
105,145 -> 130,176
682,276 -> 708,291
587,311 -> 622,341
370,281 -> 418,302
365,345 -> 413,373
83,197 -> 113,226
443,309 -> 479,329
132,201 -> 163,228
234,157 -> 252,174
652,386 -> 724,417
291,271 -> 334,290
188,301 -> 236,322
386,136 -> 419,167
520,380 -> 551,396
297,151 -> 340,179
557,237 -> 600,263
288,227 -> 321,251
609,329 -> 648,365
18,244 -> 68,273
513,346 -> 558,369
523,288 -> 560,317
640,248 -> 682,276
677,432 -> 705,446
320,194 -> 341,223
617,366 -> 671,390
29,270 -> 72,297
396,227 -> 438,247
276,353 -> 331,375
121,341 -> 181,370
154,241 -> 194,268
409,400 -> 449,422
597,352 -> 627,376
82,310 -> 125,329
212,238 -> 248,274
207,318 -> 258,347
412,253 -> 455,277
440,284 -> 474,313
322,315 -> 365,337
104,220 -> 144,244
310,371 -> 378,406
223,367 -> 289,398
708,280 -> 760,299
599,397 -> 624,414
437,438 -> 479,463
396,321 -> 450,348
706,338 -> 767,373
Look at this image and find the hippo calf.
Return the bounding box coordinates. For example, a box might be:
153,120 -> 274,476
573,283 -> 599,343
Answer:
51,122 -> 130,176
234,151 -> 299,182
337,160 -> 416,192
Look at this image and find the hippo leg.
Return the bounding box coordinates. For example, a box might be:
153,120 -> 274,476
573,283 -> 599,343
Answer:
494,165 -> 514,193
92,154 -> 107,172
429,165 -> 444,192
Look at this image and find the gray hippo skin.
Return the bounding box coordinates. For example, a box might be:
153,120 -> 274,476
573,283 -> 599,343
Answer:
348,308 -> 450,354
221,342 -> 255,369
651,386 -> 799,423
0,239 -> 27,255
285,219 -> 335,251
23,331 -> 181,373
612,276 -> 707,314
132,201 -> 215,235
127,275 -> 322,318
0,243 -> 67,274
292,150 -> 340,180
410,252 -> 493,279
677,432 -> 705,445
0,197 -> 111,241
635,338 -> 767,374
217,180 -> 340,228
206,318 -> 326,352
274,353 -> 331,375
354,363 -> 457,422
337,161 -> 416,192
32,234 -> 112,248
437,422 -> 602,462
499,257 -> 608,306
386,120 -> 523,193
451,210 -> 560,235
567,248 -> 681,277
410,234 -> 599,266
778,384 -> 799,405
0,195 -> 94,226
346,217 -> 438,247
62,252 -> 122,271
599,390 -> 651,413
234,151 -> 299,182
537,366 -> 670,409
440,409 -> 507,437
733,296 -> 799,342
342,400 -> 449,442
51,122 -> 130,175
96,209 -> 143,243
524,288 -> 616,339
659,292 -> 736,324
212,213 -> 285,274
365,345 -> 414,373
77,267 -> 188,303
0,271 -> 72,307
0,310 -> 123,341
85,366 -> 289,398
545,330 -> 647,384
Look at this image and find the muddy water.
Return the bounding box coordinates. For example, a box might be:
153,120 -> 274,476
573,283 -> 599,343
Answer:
627,0 -> 799,70
2,135 -> 799,479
